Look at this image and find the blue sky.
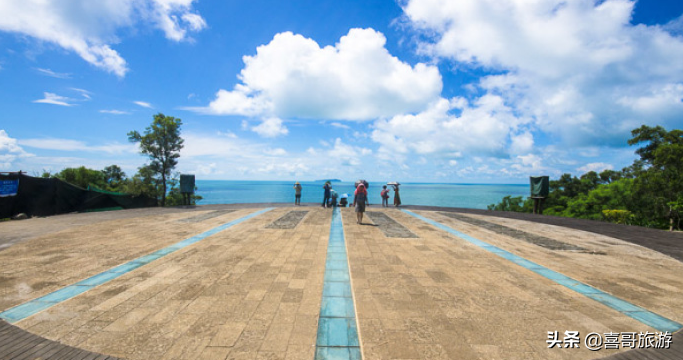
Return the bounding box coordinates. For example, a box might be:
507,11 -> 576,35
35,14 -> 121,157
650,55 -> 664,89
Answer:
1,0 -> 683,183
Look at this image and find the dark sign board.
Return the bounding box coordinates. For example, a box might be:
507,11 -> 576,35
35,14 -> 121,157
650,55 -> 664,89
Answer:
530,176 -> 549,197
180,174 -> 195,194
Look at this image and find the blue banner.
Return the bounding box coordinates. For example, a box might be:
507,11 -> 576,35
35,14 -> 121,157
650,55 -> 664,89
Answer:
0,179 -> 19,197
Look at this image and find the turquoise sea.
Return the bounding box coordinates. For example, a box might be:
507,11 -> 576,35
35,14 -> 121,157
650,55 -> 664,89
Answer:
195,180 -> 528,210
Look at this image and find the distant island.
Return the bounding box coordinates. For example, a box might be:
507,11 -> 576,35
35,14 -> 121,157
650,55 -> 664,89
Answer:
315,179 -> 341,182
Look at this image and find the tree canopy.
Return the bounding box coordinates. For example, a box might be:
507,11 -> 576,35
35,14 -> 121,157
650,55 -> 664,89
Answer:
37,113 -> 198,207
54,166 -> 107,189
489,125 -> 683,230
44,165 -> 201,206
128,113 -> 184,207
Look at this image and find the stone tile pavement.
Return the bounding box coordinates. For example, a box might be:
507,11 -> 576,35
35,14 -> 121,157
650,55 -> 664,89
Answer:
0,205 -> 681,359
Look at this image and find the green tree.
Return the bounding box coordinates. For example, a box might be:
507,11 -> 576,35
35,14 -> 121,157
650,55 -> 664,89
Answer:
598,169 -> 621,184
579,171 -> 600,193
487,195 -> 531,212
164,172 -> 203,206
55,166 -> 107,189
128,113 -> 184,206
102,165 -> 127,191
478,124 -> 683,230
563,178 -> 635,220
628,125 -> 674,163
541,174 -> 581,214
628,125 -> 683,230
121,165 -> 160,200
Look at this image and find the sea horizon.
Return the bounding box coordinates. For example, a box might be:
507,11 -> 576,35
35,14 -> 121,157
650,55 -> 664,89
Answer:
195,180 -> 529,210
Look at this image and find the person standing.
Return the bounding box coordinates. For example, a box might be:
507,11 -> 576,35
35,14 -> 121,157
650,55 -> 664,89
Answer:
392,184 -> 401,207
294,182 -> 302,205
381,185 -> 389,207
354,183 -> 368,224
322,181 -> 331,208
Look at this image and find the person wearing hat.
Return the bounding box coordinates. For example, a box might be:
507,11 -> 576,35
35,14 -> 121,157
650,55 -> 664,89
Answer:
293,182 -> 302,205
392,183 -> 401,207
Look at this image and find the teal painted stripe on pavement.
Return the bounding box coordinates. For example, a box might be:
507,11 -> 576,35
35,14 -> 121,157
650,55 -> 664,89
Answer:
0,208 -> 273,324
316,207 -> 362,360
402,209 -> 683,333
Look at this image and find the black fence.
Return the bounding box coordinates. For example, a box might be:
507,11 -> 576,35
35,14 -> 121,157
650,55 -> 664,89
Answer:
0,173 -> 157,218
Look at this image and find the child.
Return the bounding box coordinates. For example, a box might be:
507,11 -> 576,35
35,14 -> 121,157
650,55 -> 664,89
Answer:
381,185 -> 389,207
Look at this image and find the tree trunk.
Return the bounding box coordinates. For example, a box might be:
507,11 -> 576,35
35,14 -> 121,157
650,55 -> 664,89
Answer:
161,172 -> 167,207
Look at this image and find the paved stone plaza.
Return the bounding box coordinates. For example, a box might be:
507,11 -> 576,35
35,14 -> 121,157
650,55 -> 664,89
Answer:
0,205 -> 681,359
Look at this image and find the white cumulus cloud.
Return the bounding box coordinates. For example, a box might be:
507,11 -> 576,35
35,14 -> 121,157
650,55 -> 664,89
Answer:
148,0 -> 207,41
372,95 -> 528,161
264,148 -> 287,156
0,130 -> 34,170
0,0 -> 206,77
577,162 -> 614,173
327,138 -> 372,166
251,118 -> 289,138
194,85 -> 271,116
190,28 -> 442,121
402,0 -> 683,146
509,132 -> 534,156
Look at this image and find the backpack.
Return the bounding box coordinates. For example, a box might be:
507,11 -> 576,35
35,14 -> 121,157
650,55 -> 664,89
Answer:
381,189 -> 389,198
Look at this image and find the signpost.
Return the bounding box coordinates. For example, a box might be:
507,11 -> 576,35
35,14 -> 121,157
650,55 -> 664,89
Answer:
180,174 -> 195,206
530,176 -> 549,214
